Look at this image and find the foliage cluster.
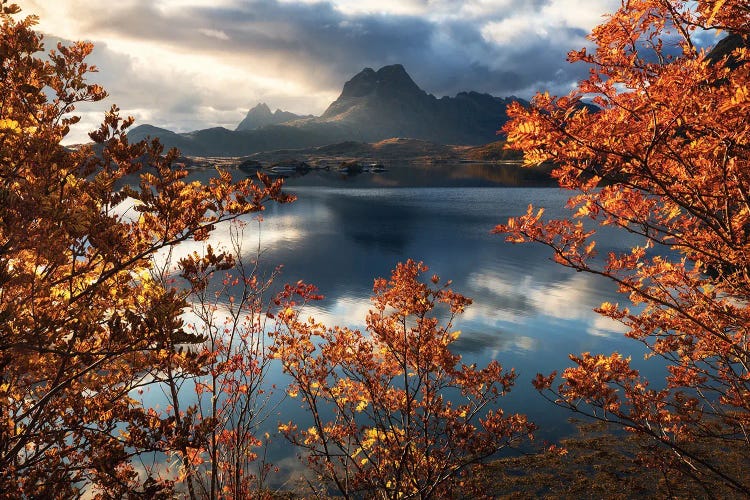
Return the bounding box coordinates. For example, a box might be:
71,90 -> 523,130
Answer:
0,3 -> 531,498
3,0 -> 750,497
0,3 -> 293,496
499,0 -> 750,493
272,260 -> 534,498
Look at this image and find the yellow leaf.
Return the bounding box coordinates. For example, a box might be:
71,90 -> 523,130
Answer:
706,0 -> 726,24
0,118 -> 20,133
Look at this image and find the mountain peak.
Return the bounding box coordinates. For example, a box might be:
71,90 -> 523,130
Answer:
338,64 -> 422,99
323,64 -> 426,120
338,67 -> 377,98
250,102 -> 272,114
375,63 -> 409,79
236,102 -> 302,131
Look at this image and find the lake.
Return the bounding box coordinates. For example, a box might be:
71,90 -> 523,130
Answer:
153,164 -> 664,487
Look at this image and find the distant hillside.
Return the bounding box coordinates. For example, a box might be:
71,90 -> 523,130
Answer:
128,122 -> 348,157
371,137 -> 456,158
464,140 -> 523,162
128,64 -> 529,156
126,124 -> 196,150
236,138 -> 460,165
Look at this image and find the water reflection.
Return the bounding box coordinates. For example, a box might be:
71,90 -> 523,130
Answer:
453,329 -> 539,356
257,183 -> 633,345
136,165 -> 659,483
464,269 -> 628,337
256,172 -> 653,446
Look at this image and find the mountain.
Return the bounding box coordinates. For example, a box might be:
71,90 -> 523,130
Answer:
303,64 -> 522,145
235,103 -> 308,131
126,124 -> 197,151
128,64 -> 529,156
321,64 -> 427,118
705,33 -> 749,69
127,123 -> 346,157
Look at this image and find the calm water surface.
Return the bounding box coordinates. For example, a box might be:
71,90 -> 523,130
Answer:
158,165 -> 664,485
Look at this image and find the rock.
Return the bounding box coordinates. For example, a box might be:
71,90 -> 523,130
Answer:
269,159 -> 311,173
238,159 -> 263,172
338,160 -> 363,174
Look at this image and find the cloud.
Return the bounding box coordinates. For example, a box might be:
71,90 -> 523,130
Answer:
198,28 -> 231,41
464,269 -> 629,338
21,0 -> 624,142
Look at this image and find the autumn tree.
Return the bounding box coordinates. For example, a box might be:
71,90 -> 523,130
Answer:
153,221 -> 283,499
272,260 -> 535,499
498,0 -> 749,493
0,4 -> 292,496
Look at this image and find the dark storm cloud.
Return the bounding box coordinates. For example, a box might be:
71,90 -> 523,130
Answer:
75,1 -> 434,89
73,0 -> 597,99
404,17 -> 592,97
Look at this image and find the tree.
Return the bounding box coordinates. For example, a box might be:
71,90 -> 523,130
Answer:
272,260 -> 535,499
498,0 -> 749,493
154,221 -> 283,499
0,4 -> 292,496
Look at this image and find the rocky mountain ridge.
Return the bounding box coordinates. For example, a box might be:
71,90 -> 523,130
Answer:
127,64 -> 528,156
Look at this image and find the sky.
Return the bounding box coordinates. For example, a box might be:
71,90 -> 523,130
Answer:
19,0 -> 629,143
